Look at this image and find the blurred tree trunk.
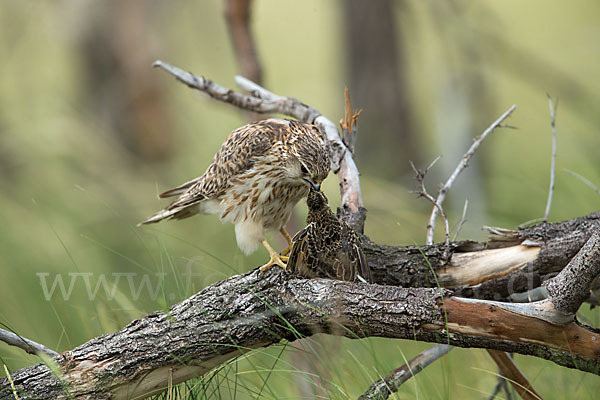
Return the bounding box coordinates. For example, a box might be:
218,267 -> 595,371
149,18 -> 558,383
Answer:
224,0 -> 262,85
224,0 -> 264,122
343,0 -> 418,177
79,1 -> 175,162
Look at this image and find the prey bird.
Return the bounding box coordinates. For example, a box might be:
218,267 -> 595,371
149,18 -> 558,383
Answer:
287,188 -> 371,282
139,119 -> 330,272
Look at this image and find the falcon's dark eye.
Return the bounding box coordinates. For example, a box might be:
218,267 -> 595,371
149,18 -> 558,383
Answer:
300,165 -> 308,174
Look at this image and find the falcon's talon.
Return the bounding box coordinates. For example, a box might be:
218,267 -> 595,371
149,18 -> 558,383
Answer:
259,239 -> 288,274
259,253 -> 288,274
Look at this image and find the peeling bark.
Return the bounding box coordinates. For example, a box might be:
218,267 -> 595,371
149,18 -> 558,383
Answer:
366,211 -> 600,299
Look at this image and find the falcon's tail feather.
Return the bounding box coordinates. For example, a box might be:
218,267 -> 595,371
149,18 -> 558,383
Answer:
137,209 -> 179,226
137,205 -> 198,226
158,177 -> 201,198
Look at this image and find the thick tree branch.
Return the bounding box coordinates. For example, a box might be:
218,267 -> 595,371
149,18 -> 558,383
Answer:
2,216 -> 599,398
544,230 -> 600,316
2,265 -> 600,399
365,211 -> 600,299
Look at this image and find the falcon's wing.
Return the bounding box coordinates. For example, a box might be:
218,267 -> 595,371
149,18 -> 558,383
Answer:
163,120 -> 289,211
139,120 -> 289,225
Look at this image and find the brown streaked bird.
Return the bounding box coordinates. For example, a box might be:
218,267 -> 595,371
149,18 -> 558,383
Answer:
139,119 -> 330,272
287,189 -> 371,282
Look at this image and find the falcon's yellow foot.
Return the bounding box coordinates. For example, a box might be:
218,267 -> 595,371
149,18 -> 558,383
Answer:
259,239 -> 288,274
259,252 -> 288,274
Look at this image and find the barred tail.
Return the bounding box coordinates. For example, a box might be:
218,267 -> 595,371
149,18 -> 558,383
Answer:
138,209 -> 178,226
137,205 -> 198,226
158,177 -> 201,198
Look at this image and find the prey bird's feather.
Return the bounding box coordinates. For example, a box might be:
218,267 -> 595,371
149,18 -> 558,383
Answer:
288,189 -> 371,282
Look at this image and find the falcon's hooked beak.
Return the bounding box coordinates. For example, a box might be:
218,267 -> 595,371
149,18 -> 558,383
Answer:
304,178 -> 321,191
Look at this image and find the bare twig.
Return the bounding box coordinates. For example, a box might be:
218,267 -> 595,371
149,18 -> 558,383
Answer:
153,61 -> 317,119
563,168 -> 600,196
358,344 -> 453,400
543,94 -> 558,222
410,159 -> 451,251
0,328 -> 59,358
452,199 -> 469,241
426,105 -> 517,245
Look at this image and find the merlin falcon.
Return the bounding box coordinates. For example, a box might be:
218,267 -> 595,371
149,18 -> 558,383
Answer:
140,119 -> 330,271
287,188 -> 371,282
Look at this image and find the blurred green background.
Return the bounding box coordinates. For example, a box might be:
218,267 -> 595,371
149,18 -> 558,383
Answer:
1,0 -> 599,398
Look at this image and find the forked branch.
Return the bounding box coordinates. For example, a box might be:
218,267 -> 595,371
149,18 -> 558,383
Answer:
426,105 -> 516,245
